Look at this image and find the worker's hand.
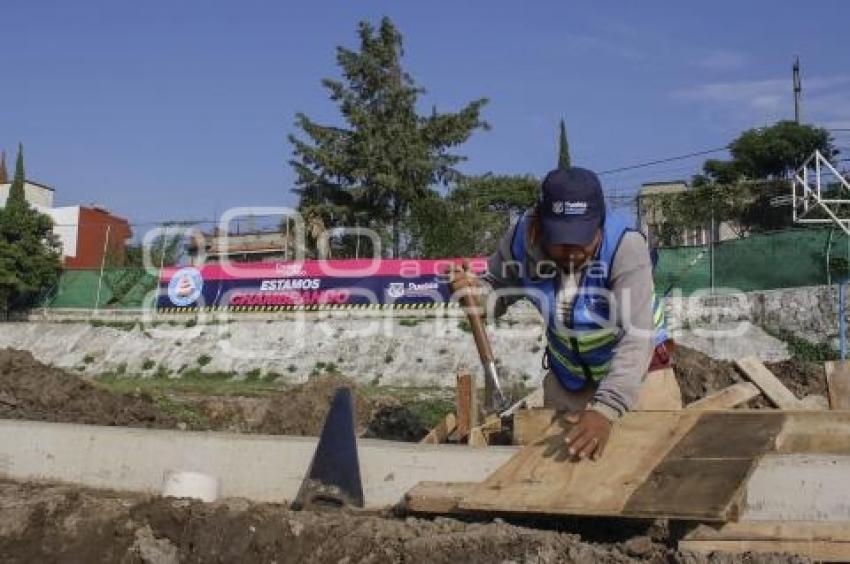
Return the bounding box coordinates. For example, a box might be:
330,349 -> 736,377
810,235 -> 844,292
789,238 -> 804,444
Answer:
563,409 -> 612,461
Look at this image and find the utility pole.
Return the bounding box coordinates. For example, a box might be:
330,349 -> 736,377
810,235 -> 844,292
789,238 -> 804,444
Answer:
793,56 -> 802,124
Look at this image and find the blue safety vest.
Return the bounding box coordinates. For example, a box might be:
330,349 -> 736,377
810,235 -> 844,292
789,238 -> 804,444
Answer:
510,208 -> 668,391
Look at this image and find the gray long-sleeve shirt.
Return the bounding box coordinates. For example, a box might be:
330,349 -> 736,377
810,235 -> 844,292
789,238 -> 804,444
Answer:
480,216 -> 656,417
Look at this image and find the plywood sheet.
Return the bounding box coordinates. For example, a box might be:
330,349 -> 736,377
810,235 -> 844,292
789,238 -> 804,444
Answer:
460,411 -> 787,520
458,411 -> 702,517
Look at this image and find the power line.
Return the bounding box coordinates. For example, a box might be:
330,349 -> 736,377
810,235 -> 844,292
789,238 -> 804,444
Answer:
596,146 -> 729,176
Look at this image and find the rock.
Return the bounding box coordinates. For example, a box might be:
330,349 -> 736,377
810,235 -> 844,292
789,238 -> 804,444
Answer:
623,535 -> 654,557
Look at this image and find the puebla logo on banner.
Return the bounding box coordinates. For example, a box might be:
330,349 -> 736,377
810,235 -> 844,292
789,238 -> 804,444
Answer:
168,267 -> 204,306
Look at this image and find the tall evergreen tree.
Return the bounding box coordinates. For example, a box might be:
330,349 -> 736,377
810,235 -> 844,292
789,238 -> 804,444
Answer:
558,119 -> 571,169
0,144 -> 61,317
288,17 -> 489,257
0,151 -> 8,184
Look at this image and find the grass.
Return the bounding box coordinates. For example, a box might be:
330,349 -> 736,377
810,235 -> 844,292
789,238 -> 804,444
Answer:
359,384 -> 455,430
398,317 -> 423,327
762,325 -> 839,362
151,396 -> 210,428
94,369 -> 282,397
88,320 -> 139,332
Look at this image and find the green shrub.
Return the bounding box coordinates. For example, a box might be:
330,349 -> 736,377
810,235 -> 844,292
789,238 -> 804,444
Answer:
82,354 -> 95,364
141,359 -> 155,370
197,354 -> 212,367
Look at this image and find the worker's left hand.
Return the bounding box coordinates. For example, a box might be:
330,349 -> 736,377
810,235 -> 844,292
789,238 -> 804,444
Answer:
563,409 -> 612,461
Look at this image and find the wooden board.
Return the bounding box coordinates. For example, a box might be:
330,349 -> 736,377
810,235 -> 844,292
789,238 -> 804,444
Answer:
459,411 -> 786,520
685,382 -> 760,410
512,408 -> 557,446
735,357 -> 800,409
826,361 -> 850,410
458,411 -> 705,519
774,410 -> 850,454
679,539 -> 850,562
685,521 -> 850,542
635,367 -> 683,410
420,413 -> 457,445
404,481 -> 475,514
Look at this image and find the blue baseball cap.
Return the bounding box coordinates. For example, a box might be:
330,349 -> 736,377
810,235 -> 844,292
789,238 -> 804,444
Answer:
539,167 -> 605,246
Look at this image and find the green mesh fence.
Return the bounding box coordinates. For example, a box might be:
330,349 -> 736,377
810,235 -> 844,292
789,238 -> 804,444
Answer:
45,268 -> 158,309
655,227 -> 850,295
42,227 -> 850,309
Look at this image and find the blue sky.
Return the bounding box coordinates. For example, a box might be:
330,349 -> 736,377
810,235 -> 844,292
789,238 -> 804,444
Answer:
4,1 -> 849,227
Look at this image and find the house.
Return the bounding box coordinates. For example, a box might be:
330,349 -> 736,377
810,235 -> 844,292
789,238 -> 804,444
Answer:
0,177 -> 132,267
636,181 -> 737,247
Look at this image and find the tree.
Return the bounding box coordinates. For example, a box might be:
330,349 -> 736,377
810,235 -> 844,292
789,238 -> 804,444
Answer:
288,17 -> 489,257
698,121 -> 837,183
406,174 -> 539,257
0,144 -> 62,316
0,151 -> 8,184
558,119 -> 571,169
650,121 -> 840,240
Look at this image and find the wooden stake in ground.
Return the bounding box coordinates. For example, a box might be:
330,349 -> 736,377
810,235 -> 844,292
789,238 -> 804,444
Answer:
734,357 -> 800,409
455,372 -> 478,440
825,361 -> 850,410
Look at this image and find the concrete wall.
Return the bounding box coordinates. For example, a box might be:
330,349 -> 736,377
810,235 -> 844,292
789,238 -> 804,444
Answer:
0,419 -> 515,507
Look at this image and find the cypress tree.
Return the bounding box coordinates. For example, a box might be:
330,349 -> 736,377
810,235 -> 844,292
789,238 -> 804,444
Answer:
0,152 -> 8,184
558,119 -> 571,169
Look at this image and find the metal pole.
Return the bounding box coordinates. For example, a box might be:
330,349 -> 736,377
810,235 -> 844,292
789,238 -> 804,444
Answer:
94,224 -> 111,312
710,189 -> 715,293
838,280 -> 847,362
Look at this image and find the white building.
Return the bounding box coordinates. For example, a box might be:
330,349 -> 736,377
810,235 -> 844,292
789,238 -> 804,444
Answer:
0,180 -> 54,208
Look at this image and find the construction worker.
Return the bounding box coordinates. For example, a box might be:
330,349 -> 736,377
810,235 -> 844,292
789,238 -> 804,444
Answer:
477,167 -> 673,461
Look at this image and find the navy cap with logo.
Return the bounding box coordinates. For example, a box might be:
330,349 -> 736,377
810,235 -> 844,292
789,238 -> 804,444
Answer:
539,167 -> 605,246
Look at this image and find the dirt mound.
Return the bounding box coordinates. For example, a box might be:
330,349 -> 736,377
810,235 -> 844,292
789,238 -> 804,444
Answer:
673,345 -> 827,406
365,399 -> 429,442
0,348 -> 177,429
255,373 -> 373,436
0,479 -> 807,563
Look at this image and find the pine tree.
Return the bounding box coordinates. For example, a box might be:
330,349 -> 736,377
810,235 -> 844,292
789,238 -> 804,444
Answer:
0,144 -> 61,316
558,119 -> 571,169
0,151 -> 8,184
288,17 -> 489,257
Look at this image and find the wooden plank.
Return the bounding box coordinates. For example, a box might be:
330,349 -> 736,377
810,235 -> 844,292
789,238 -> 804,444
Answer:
826,361 -> 850,410
420,413 -> 457,445
456,372 -> 476,439
462,411 -> 791,520
685,382 -> 760,410
685,521 -> 850,542
774,410 -> 850,454
468,427 -> 487,447
679,539 -> 850,562
622,412 -> 784,519
635,367 -> 683,410
735,357 -> 800,409
511,408 -> 556,446
404,481 -> 476,514
459,411 -> 703,518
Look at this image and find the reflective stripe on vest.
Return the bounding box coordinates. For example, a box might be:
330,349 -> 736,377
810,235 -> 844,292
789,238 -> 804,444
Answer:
511,207 -> 668,391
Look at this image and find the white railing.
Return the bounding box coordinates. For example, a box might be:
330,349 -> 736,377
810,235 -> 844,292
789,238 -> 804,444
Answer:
792,150 -> 850,235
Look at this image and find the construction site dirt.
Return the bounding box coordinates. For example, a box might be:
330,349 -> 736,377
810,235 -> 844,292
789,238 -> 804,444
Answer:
0,346 -> 828,437
0,346 -> 832,562
0,480 -> 808,564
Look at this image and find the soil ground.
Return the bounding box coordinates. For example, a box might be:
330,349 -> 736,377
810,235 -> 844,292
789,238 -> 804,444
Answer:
0,348 -> 433,439
672,345 -> 827,407
0,346 -> 829,440
0,479 -> 806,564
